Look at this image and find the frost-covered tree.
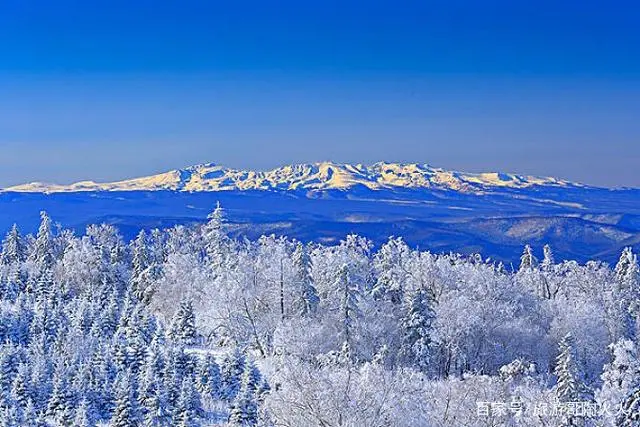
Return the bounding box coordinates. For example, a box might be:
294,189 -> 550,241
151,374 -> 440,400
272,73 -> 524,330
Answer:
203,202 -> 227,266
9,364 -> 31,409
196,354 -> 221,401
614,247 -> 640,329
597,339 -> 640,426
140,357 -> 171,427
46,364 -> 75,422
541,244 -> 555,270
0,225 -> 25,265
619,387 -> 640,426
554,334 -> 591,402
168,298 -> 198,346
73,399 -> 96,427
229,366 -> 259,427
221,349 -> 246,402
337,263 -> 361,354
28,211 -> 55,269
372,237 -> 409,304
400,288 -> 436,370
173,376 -> 203,427
291,242 -> 319,316
110,371 -> 140,427
518,244 -> 538,272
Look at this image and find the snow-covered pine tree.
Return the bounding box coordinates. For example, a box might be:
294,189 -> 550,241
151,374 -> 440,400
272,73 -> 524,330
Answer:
0,406 -> 22,427
139,356 -> 171,427
131,229 -> 153,301
34,268 -> 55,305
597,339 -> 640,426
554,334 -> 591,401
203,202 -> 227,266
615,247 -> 637,284
229,366 -> 259,427
9,364 -> 31,409
618,387 -> 640,426
221,348 -> 246,402
0,345 -> 20,406
28,211 -> 55,270
22,400 -> 42,427
173,376 -> 203,427
131,230 -> 150,279
541,244 -> 555,271
553,333 -> 592,427
0,225 -> 25,266
337,263 -> 361,354
400,288 -> 436,371
518,244 -> 538,272
110,370 -> 140,427
150,228 -> 167,266
196,354 -> 221,402
73,398 -> 95,427
291,242 -> 319,316
46,363 -> 75,422
168,299 -> 198,346
614,247 -> 640,330
372,237 -> 407,304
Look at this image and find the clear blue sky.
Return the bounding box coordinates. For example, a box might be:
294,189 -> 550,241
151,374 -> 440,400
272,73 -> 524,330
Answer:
1,0 -> 639,187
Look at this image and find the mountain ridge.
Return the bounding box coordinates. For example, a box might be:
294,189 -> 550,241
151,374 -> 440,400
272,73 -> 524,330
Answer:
3,161 -> 588,194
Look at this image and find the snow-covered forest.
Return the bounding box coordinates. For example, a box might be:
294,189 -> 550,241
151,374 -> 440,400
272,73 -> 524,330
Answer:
0,206 -> 639,426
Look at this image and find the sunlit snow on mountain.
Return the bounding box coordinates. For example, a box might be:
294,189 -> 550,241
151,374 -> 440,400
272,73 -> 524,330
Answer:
1,162 -> 639,263
4,162 -> 581,194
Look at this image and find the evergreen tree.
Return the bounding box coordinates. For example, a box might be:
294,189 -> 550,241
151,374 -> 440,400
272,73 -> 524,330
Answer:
618,387 -> 640,426
337,263 -> 361,352
168,299 -> 198,346
400,288 -> 436,370
614,247 -> 640,325
131,230 -> 152,301
29,211 -> 55,269
46,364 -> 75,421
554,334 -> 591,401
73,399 -> 95,427
0,225 -> 25,265
292,242 -> 319,316
541,244 -> 555,271
131,230 -> 150,279
221,349 -> 246,401
110,371 -> 140,427
196,354 -> 221,401
0,406 -> 22,427
203,202 -> 226,266
229,366 -> 259,427
9,364 -> 31,409
22,400 -> 42,427
34,269 -> 55,305
0,345 -> 20,404
372,237 -> 407,303
140,358 -> 171,427
597,339 -> 640,426
518,244 -> 538,272
554,334 -> 592,427
173,376 -> 203,427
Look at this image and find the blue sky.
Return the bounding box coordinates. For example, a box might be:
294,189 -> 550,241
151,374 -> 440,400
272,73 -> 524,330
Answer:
0,1 -> 638,187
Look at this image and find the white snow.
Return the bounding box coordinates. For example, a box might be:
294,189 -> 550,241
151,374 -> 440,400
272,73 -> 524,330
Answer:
2,161 -> 583,194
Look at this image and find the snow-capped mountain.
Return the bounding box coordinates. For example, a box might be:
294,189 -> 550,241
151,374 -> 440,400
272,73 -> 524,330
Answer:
1,161 -> 638,263
3,162 -> 582,194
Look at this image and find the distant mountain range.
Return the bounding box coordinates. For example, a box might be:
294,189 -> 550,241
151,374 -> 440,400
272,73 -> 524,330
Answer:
2,162 -> 639,264
4,162 -> 581,193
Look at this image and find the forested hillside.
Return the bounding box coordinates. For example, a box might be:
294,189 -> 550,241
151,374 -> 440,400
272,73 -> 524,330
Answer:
0,205 -> 639,426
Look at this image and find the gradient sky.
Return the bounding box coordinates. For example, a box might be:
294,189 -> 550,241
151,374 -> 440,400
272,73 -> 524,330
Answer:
1,1 -> 639,188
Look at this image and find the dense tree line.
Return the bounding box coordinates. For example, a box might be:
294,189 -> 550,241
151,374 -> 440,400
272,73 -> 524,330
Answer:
0,206 -> 638,426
